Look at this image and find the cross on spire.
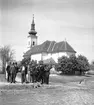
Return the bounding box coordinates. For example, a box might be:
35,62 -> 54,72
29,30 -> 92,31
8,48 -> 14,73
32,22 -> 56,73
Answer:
32,14 -> 35,25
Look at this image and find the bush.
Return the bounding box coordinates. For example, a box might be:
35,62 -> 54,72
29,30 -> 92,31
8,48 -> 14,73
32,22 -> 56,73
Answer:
57,55 -> 90,75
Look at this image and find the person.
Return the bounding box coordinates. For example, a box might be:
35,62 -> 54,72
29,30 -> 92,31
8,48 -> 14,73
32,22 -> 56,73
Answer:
14,62 -> 19,82
10,62 -> 16,83
21,64 -> 26,83
29,65 -> 33,83
31,63 -> 37,83
6,62 -> 11,82
44,64 -> 52,84
37,61 -> 45,84
24,64 -> 28,83
26,64 -> 30,83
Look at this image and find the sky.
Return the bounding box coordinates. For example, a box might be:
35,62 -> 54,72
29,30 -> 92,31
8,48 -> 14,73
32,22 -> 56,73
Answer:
0,0 -> 94,63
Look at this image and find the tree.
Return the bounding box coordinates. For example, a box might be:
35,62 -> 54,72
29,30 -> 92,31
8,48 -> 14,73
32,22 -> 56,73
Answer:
21,57 -> 31,65
58,56 -> 72,74
90,60 -> 94,70
77,55 -> 90,75
68,55 -> 78,74
0,45 -> 15,73
57,55 -> 90,75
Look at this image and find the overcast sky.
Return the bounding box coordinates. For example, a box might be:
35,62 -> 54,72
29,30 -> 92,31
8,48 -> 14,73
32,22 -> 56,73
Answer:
0,0 -> 94,63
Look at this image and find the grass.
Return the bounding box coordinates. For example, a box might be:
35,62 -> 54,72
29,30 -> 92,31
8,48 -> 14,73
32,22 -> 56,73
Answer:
0,74 -> 94,105
49,74 -> 94,84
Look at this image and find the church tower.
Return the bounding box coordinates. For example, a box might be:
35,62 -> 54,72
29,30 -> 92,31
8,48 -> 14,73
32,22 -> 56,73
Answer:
28,14 -> 37,48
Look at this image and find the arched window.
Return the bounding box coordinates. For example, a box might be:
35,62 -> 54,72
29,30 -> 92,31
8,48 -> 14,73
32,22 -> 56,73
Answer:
33,41 -> 35,45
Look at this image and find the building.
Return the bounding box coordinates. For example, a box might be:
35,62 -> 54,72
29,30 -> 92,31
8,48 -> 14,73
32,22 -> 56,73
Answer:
23,15 -> 76,63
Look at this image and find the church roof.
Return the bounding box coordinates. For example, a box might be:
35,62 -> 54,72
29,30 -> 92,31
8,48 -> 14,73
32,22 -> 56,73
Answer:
23,40 -> 51,57
51,41 -> 76,53
23,40 -> 76,58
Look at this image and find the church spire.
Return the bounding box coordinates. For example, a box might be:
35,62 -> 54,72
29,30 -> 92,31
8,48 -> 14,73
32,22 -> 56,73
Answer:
32,14 -> 34,24
29,14 -> 37,35
31,14 -> 35,30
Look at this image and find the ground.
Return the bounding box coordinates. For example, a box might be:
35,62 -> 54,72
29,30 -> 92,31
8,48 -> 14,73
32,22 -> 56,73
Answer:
0,74 -> 94,105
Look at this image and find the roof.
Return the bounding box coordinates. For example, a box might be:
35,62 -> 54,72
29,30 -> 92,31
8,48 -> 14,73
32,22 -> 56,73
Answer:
23,40 -> 51,58
51,41 -> 76,53
23,40 -> 76,58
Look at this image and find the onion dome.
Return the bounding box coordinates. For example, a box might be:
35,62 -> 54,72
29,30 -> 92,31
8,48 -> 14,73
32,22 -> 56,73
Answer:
28,14 -> 37,35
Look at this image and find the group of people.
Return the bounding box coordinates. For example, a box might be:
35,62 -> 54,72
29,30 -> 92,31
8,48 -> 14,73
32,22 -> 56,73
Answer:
21,61 -> 52,85
6,62 -> 18,83
6,60 -> 52,85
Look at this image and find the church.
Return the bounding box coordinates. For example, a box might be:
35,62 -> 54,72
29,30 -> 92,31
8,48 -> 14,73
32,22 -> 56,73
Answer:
23,15 -> 76,63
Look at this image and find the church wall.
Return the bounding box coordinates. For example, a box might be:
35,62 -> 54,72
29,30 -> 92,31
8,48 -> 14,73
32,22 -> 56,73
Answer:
30,52 -> 76,63
58,52 -> 67,57
66,52 -> 75,56
43,53 -> 59,63
51,53 -> 59,63
31,53 -> 42,62
43,53 -> 51,60
51,52 -> 69,63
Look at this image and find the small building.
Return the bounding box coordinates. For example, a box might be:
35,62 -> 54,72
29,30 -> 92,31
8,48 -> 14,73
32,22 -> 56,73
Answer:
23,15 -> 76,63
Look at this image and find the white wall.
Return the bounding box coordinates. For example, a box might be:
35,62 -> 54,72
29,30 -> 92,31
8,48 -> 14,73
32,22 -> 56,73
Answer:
31,37 -> 37,46
43,53 -> 51,60
31,53 -> 42,62
27,36 -> 37,48
30,52 -> 76,63
66,52 -> 75,56
27,37 -> 31,48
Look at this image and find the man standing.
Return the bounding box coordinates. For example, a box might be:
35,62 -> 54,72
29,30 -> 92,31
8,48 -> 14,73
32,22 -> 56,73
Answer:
6,62 -> 11,82
10,62 -> 16,83
37,61 -> 45,84
31,63 -> 37,83
21,64 -> 25,83
14,62 -> 19,82
24,64 -> 28,83
44,64 -> 52,84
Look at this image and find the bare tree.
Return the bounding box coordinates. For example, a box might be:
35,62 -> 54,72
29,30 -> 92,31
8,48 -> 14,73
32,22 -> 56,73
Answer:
0,45 -> 15,73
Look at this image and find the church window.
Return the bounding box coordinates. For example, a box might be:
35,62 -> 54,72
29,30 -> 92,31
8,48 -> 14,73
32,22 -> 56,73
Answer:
33,41 -> 35,45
